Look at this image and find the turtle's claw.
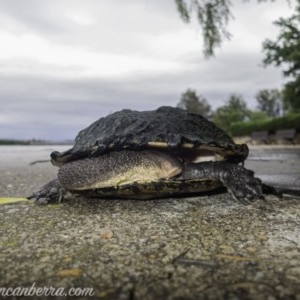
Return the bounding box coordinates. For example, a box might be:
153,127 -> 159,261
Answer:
221,166 -> 263,204
180,161 -> 264,204
28,179 -> 65,204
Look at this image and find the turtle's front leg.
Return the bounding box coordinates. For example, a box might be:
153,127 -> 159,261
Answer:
180,161 -> 263,203
28,179 -> 66,204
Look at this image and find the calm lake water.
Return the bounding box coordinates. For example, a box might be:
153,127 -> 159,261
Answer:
248,148 -> 300,161
0,145 -> 71,167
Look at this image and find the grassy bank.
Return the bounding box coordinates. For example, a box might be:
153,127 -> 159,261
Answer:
229,113 -> 300,137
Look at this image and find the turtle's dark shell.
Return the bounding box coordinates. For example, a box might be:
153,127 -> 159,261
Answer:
51,106 -> 248,165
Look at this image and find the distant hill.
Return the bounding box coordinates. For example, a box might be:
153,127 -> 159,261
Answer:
0,139 -> 73,145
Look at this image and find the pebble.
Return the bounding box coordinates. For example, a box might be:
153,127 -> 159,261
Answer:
100,228 -> 114,239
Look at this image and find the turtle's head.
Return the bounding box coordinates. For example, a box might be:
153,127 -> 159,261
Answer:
50,150 -> 74,167
226,143 -> 249,164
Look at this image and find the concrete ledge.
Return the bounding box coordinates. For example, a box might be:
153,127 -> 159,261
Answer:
1,146 -> 300,299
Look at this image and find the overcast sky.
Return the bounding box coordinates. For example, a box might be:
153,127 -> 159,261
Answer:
0,0 -> 294,140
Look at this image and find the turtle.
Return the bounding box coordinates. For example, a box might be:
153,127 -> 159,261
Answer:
28,106 -> 263,204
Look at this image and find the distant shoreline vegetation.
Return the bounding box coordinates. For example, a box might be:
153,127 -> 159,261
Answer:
0,139 -> 73,145
0,139 -> 30,145
229,112 -> 300,137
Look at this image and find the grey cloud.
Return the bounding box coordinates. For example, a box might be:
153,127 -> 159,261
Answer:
0,0 -> 68,34
0,0 -> 288,140
0,50 -> 284,140
0,72 -> 178,140
0,0 -> 181,54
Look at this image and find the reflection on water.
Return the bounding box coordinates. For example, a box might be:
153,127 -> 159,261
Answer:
248,149 -> 300,161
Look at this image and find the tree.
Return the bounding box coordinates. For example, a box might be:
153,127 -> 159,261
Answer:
248,110 -> 270,122
255,89 -> 282,117
282,76 -> 300,111
175,0 -> 285,57
213,94 -> 249,133
262,2 -> 300,111
175,0 -> 231,57
177,88 -> 211,117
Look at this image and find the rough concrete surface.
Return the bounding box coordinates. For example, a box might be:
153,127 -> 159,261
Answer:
0,145 -> 300,300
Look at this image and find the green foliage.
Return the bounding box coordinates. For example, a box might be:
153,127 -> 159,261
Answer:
263,4 -> 300,77
229,113 -> 300,136
248,110 -> 270,122
213,94 -> 250,133
175,0 -> 232,56
262,2 -> 300,111
175,0 -> 282,56
282,76 -> 300,111
177,88 -> 211,117
255,89 -> 282,117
